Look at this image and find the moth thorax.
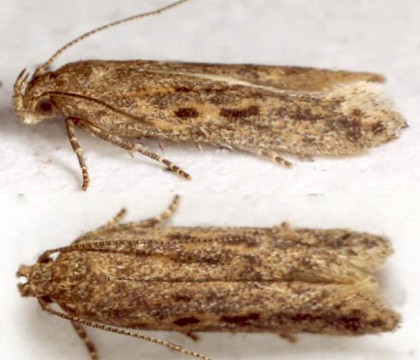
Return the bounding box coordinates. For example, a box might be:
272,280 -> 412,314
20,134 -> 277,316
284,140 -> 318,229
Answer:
17,262 -> 54,298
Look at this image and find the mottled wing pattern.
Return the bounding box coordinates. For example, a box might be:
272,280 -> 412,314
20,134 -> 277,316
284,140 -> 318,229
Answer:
121,60 -> 385,91
52,225 -> 399,335
74,225 -> 392,276
37,60 -> 406,156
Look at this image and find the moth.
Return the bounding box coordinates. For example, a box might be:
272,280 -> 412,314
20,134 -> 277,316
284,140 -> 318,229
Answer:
12,0 -> 407,190
17,196 -> 400,360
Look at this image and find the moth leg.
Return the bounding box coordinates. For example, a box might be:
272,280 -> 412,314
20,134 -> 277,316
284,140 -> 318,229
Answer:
73,208 -> 127,244
180,331 -> 200,342
259,149 -> 293,168
71,321 -> 99,360
95,208 -> 127,232
107,194 -> 179,232
96,194 -> 179,231
40,299 -> 212,360
73,208 -> 127,243
127,194 -> 180,228
215,143 -> 234,151
72,117 -> 191,180
74,196 -> 179,243
243,148 -> 293,168
157,140 -> 165,151
65,118 -> 90,191
101,208 -> 127,231
278,333 -> 297,343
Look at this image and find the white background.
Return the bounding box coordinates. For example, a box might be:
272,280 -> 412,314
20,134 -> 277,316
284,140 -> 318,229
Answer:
1,194 -> 419,360
0,1 -> 419,360
0,0 -> 419,193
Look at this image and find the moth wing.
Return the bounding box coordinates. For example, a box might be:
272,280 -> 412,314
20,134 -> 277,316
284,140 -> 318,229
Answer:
280,226 -> 394,272
55,227 -> 399,334
70,227 -> 393,285
56,251 -> 400,335
48,60 -> 404,157
138,60 -> 385,91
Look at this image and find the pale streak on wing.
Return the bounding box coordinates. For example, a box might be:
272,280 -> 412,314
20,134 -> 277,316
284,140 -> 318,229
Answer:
137,69 -> 294,95
137,60 -> 385,91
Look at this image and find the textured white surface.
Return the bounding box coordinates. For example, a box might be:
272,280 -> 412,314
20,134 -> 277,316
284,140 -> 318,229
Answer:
0,0 -> 419,193
1,194 -> 419,360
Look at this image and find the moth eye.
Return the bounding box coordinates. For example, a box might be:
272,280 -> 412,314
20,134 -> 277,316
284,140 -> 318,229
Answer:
36,99 -> 54,114
40,295 -> 53,303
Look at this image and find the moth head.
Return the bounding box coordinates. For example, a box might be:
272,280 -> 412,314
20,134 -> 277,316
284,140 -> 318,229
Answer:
17,260 -> 54,298
13,68 -> 60,125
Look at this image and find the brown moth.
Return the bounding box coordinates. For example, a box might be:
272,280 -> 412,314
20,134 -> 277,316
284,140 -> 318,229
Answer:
17,196 -> 400,360
12,0 -> 406,190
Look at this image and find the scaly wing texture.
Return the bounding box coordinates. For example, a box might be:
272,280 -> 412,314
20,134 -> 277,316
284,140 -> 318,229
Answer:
106,60 -> 386,91
74,225 -> 393,276
31,60 -> 406,155
50,226 -> 399,335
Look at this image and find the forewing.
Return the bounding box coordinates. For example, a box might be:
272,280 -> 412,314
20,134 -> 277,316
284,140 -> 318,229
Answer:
70,226 -> 392,283
119,60 -> 385,91
53,225 -> 398,334
53,252 -> 399,334
47,60 -> 405,155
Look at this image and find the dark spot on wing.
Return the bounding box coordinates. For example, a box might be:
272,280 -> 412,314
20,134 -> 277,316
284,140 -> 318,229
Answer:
351,108 -> 364,118
173,317 -> 200,326
371,121 -> 385,134
361,237 -> 381,249
174,252 -> 225,265
173,294 -> 192,302
220,105 -> 260,120
328,232 -> 352,248
288,313 -> 363,332
175,86 -> 193,93
341,317 -> 362,331
166,233 -> 197,242
174,107 -> 199,119
277,107 -> 323,121
221,313 -> 260,325
337,119 -> 362,141
370,319 -> 386,328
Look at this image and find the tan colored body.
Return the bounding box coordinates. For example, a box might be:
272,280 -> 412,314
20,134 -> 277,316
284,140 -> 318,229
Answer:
14,60 -> 406,189
18,197 -> 400,359
46,226 -> 397,334
12,0 -> 407,191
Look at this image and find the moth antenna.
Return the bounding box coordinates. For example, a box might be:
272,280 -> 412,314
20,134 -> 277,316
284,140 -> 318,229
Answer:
39,240 -> 157,258
41,232 -> 222,258
37,239 -> 153,261
35,0 -> 192,77
39,300 -> 212,360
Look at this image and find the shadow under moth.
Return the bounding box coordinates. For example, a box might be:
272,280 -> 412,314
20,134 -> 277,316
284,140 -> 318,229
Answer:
13,0 -> 406,190
17,196 -> 400,360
